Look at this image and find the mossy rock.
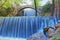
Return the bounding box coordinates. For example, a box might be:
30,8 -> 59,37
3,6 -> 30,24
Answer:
49,29 -> 60,40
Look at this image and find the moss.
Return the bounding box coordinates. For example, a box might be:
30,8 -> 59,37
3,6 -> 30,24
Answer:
50,33 -> 60,40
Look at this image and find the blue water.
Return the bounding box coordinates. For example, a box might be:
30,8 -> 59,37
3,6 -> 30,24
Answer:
0,17 -> 59,38
0,9 -> 60,40
24,8 -> 40,16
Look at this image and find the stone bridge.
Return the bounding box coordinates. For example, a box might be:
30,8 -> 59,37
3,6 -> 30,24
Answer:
16,5 -> 41,16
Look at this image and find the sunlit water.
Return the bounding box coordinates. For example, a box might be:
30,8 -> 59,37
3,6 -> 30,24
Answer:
24,8 -> 40,16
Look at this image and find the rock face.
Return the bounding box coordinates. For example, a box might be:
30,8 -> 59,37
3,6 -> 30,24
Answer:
49,23 -> 60,40
44,27 -> 55,38
48,27 -> 55,38
27,23 -> 60,40
27,32 -> 47,40
49,29 -> 60,40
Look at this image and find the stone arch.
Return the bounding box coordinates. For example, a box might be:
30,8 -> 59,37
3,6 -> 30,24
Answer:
16,6 -> 41,16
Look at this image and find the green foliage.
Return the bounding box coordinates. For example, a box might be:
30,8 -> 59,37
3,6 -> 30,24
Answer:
0,0 -> 22,17
0,0 -> 21,9
3,0 -> 11,9
36,0 -> 42,6
32,0 -> 42,6
42,2 -> 52,12
55,0 -> 60,3
41,2 -> 52,16
0,8 -> 7,16
44,12 -> 51,16
50,34 -> 60,40
0,0 -> 52,17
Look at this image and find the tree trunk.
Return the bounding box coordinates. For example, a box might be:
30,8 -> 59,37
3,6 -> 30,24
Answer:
54,0 -> 60,18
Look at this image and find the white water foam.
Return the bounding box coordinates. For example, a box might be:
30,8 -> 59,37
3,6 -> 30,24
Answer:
0,36 -> 27,40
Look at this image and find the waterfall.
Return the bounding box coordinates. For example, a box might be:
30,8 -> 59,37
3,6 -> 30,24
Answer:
0,17 -> 58,38
24,8 -> 40,16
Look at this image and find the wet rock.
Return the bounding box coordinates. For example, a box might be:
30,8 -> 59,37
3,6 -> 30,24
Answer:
44,27 -> 55,38
55,23 -> 60,29
48,27 -> 55,38
27,32 -> 47,40
49,23 -> 60,40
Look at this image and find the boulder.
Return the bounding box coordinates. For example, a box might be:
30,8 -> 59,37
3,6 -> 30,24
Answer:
44,27 -> 55,38
27,32 -> 47,40
49,23 -> 60,40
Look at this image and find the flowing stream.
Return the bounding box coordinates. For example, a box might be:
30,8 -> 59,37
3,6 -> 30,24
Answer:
0,9 -> 59,40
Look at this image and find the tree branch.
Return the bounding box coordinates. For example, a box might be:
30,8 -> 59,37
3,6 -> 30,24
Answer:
0,0 -> 7,9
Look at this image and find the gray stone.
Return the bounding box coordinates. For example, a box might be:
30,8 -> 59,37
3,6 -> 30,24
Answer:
49,23 -> 60,40
27,32 -> 47,40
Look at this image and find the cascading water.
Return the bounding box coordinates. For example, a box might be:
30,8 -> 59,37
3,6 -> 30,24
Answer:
0,9 -> 59,40
24,8 -> 40,16
0,17 -> 58,37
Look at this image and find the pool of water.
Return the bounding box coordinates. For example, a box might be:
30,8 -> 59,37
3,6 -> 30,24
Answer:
0,36 -> 26,40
